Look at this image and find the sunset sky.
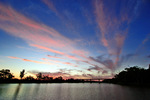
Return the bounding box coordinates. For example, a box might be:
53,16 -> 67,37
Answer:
0,0 -> 150,79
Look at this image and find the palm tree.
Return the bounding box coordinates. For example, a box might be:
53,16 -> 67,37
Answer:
20,69 -> 25,79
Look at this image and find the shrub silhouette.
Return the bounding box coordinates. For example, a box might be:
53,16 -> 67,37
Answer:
103,66 -> 150,85
0,69 -> 14,79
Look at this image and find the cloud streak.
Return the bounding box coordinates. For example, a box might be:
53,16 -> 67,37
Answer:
42,0 -> 59,16
8,56 -> 53,65
31,44 -> 85,62
0,3 -> 90,66
42,58 -> 78,67
47,55 -> 64,59
87,65 -> 103,73
89,56 -> 114,70
30,44 -> 65,55
94,0 -> 141,69
0,3 -> 74,50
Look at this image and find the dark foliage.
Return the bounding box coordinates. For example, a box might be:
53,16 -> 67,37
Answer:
0,69 -> 14,80
0,69 -> 99,83
24,76 -> 35,81
20,69 -> 25,79
103,66 -> 150,85
36,73 -> 42,80
2,65 -> 150,85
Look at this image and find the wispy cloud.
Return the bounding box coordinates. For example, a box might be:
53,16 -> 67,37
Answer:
147,55 -> 150,58
42,0 -> 59,16
31,44 -> 87,62
30,44 -> 65,55
102,70 -> 108,74
0,3 -> 90,66
47,55 -> 64,59
142,34 -> 150,44
8,56 -> 53,65
7,56 -> 20,59
59,68 -> 83,73
82,73 -> 112,80
89,56 -> 114,70
94,0 -> 141,69
42,0 -> 83,35
0,3 -> 74,50
87,65 -> 103,72
22,59 -> 47,64
42,58 -> 78,67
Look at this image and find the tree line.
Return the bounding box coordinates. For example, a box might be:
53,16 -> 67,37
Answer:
0,69 -> 85,83
103,65 -> 150,85
1,65 -> 150,84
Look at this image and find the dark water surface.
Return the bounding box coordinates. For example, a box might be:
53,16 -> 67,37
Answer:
0,83 -> 150,100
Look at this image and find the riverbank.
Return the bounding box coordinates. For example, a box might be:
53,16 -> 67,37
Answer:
0,79 -> 101,84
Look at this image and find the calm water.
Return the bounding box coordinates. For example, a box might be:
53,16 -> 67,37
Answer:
0,83 -> 150,100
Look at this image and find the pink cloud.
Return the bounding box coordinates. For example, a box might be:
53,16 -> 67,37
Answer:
47,55 -> 64,59
42,58 -> 61,64
30,44 -> 65,55
94,0 -> 137,68
82,74 -> 113,80
72,50 -> 89,60
63,62 -> 71,65
95,0 -> 127,53
22,59 -> 46,64
0,3 -> 74,50
62,62 -> 78,67
42,0 -> 59,16
31,44 -> 85,62
7,56 -> 20,59
7,56 -> 53,65
0,3 -> 90,67
30,44 -> 86,62
42,58 -> 78,67
66,55 -> 82,61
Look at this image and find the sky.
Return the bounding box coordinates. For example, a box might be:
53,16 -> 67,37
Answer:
0,0 -> 150,79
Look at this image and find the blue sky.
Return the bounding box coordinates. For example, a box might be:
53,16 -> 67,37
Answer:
0,0 -> 150,79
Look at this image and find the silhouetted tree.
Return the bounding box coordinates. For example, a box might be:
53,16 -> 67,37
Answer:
42,75 -> 53,80
20,69 -> 25,79
36,73 -> 42,80
0,69 -> 14,79
24,76 -> 35,80
113,66 -> 148,84
58,76 -> 63,80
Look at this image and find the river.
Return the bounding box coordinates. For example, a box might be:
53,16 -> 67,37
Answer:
0,83 -> 150,100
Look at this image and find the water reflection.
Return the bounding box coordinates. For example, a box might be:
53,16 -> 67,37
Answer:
13,84 -> 21,100
0,83 -> 150,100
33,84 -> 40,95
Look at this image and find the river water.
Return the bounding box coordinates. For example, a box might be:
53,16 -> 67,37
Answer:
0,83 -> 150,100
